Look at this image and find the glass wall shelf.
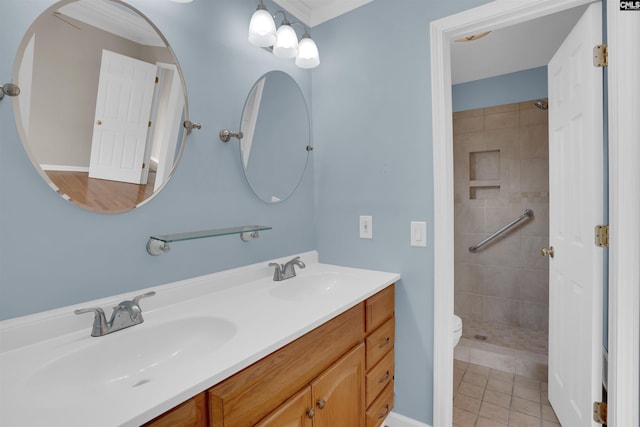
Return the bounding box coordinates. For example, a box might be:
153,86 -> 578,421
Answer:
146,225 -> 271,256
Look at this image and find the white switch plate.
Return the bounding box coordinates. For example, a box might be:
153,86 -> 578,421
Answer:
360,216 -> 373,239
410,221 -> 427,247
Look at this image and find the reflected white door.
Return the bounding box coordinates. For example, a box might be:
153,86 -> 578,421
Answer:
547,3 -> 603,426
89,50 -> 157,184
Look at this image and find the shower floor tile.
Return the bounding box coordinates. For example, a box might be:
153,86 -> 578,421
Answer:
461,317 -> 548,354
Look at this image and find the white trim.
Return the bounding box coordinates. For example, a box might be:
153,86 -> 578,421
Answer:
428,1 -> 636,426
384,411 -> 431,427
605,3 -> 640,426
40,165 -> 89,172
273,0 -> 374,27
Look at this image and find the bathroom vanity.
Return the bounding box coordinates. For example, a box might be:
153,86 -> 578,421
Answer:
0,252 -> 398,427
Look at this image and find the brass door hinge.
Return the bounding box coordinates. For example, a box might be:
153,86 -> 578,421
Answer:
142,162 -> 146,169
595,225 -> 609,248
594,44 -> 608,67
155,76 -> 159,83
593,401 -> 607,424
148,121 -> 152,127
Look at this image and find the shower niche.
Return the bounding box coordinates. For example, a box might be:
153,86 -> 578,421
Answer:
469,149 -> 500,200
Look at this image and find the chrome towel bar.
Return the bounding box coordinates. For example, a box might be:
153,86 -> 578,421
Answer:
468,209 -> 534,253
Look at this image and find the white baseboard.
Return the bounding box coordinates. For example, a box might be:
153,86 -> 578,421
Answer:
384,411 -> 432,427
40,164 -> 89,172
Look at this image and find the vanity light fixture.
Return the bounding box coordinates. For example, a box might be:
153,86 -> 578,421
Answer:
248,1 -> 320,69
0,83 -> 20,101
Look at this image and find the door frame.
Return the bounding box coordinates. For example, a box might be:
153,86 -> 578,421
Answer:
429,1 -> 640,426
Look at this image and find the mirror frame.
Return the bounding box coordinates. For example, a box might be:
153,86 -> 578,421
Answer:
239,70 -> 311,204
11,0 -> 190,214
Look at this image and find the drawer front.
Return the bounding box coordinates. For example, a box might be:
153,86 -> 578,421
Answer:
365,317 -> 394,370
365,285 -> 394,333
209,303 -> 365,427
365,381 -> 394,427
365,350 -> 394,407
143,392 -> 207,427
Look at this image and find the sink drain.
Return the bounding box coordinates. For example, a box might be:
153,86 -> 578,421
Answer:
132,379 -> 152,388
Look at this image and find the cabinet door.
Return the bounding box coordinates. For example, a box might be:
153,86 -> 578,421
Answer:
255,387 -> 313,427
311,344 -> 365,427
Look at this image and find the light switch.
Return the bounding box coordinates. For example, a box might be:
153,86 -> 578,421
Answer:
411,221 -> 427,247
360,216 -> 373,239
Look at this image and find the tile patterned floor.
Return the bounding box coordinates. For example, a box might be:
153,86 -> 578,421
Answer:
453,360 -> 562,427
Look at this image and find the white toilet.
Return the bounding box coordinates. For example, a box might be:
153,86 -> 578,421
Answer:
453,315 -> 463,347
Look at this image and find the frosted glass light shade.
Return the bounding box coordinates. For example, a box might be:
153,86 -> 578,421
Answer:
273,24 -> 299,58
248,9 -> 277,47
295,36 -> 320,69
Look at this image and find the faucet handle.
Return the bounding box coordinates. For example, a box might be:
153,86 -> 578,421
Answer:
132,291 -> 156,306
74,307 -> 108,337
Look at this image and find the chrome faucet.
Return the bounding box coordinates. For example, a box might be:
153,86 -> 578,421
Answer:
74,291 -> 155,337
269,256 -> 306,281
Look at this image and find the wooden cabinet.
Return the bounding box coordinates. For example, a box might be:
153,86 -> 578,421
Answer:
145,284 -> 395,427
364,285 -> 395,427
257,344 -> 365,427
143,392 -> 207,427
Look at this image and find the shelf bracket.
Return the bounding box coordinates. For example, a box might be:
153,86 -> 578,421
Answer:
147,239 -> 171,256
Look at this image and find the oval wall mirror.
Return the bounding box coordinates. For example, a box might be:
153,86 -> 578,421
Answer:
12,0 -> 189,214
240,71 -> 310,203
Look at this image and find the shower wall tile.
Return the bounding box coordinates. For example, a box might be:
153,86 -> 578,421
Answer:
520,269 -> 549,304
520,302 -> 549,332
485,111 -> 520,130
456,292 -> 485,321
521,236 -> 549,270
455,115 -> 485,134
454,99 -> 550,334
521,159 -> 549,192
485,297 -> 519,325
485,266 -> 520,300
520,124 -> 549,159
456,263 -> 486,294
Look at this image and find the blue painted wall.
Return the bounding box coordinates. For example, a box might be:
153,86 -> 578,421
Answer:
0,0 -> 316,320
452,66 -> 548,112
310,0 -> 491,423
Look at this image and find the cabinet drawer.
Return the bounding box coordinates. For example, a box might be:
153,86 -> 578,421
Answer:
365,285 -> 394,333
365,381 -> 394,427
366,317 -> 394,370
143,392 -> 207,427
209,303 -> 365,427
365,350 -> 394,407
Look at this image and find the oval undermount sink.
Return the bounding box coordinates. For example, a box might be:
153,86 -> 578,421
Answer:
269,272 -> 358,301
23,316 -> 236,408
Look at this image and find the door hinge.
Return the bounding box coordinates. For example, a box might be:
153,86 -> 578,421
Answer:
155,76 -> 159,83
593,401 -> 607,424
593,44 -> 608,67
142,162 -> 146,169
595,225 -> 609,248
148,121 -> 152,127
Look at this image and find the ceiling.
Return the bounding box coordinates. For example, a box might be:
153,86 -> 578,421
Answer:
276,0 -> 588,84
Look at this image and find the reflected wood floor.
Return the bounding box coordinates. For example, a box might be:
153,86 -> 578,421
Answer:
46,170 -> 156,214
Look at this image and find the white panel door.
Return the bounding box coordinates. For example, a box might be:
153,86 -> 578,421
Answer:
89,50 -> 157,184
547,3 -> 603,426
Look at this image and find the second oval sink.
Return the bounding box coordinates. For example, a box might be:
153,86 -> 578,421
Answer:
269,272 -> 358,301
22,316 -> 236,408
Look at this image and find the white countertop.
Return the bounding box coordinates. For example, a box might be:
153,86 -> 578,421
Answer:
0,251 -> 400,427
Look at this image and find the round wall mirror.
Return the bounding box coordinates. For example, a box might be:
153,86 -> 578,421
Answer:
12,0 -> 189,214
240,71 -> 310,203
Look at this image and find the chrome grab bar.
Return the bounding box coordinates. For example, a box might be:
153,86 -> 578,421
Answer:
468,209 -> 534,253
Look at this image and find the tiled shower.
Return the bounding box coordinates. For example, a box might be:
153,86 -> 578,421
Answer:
453,99 -> 550,380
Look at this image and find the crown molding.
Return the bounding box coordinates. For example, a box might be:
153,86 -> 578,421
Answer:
273,0 -> 374,27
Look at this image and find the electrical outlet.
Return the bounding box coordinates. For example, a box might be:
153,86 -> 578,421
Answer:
360,216 -> 373,239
